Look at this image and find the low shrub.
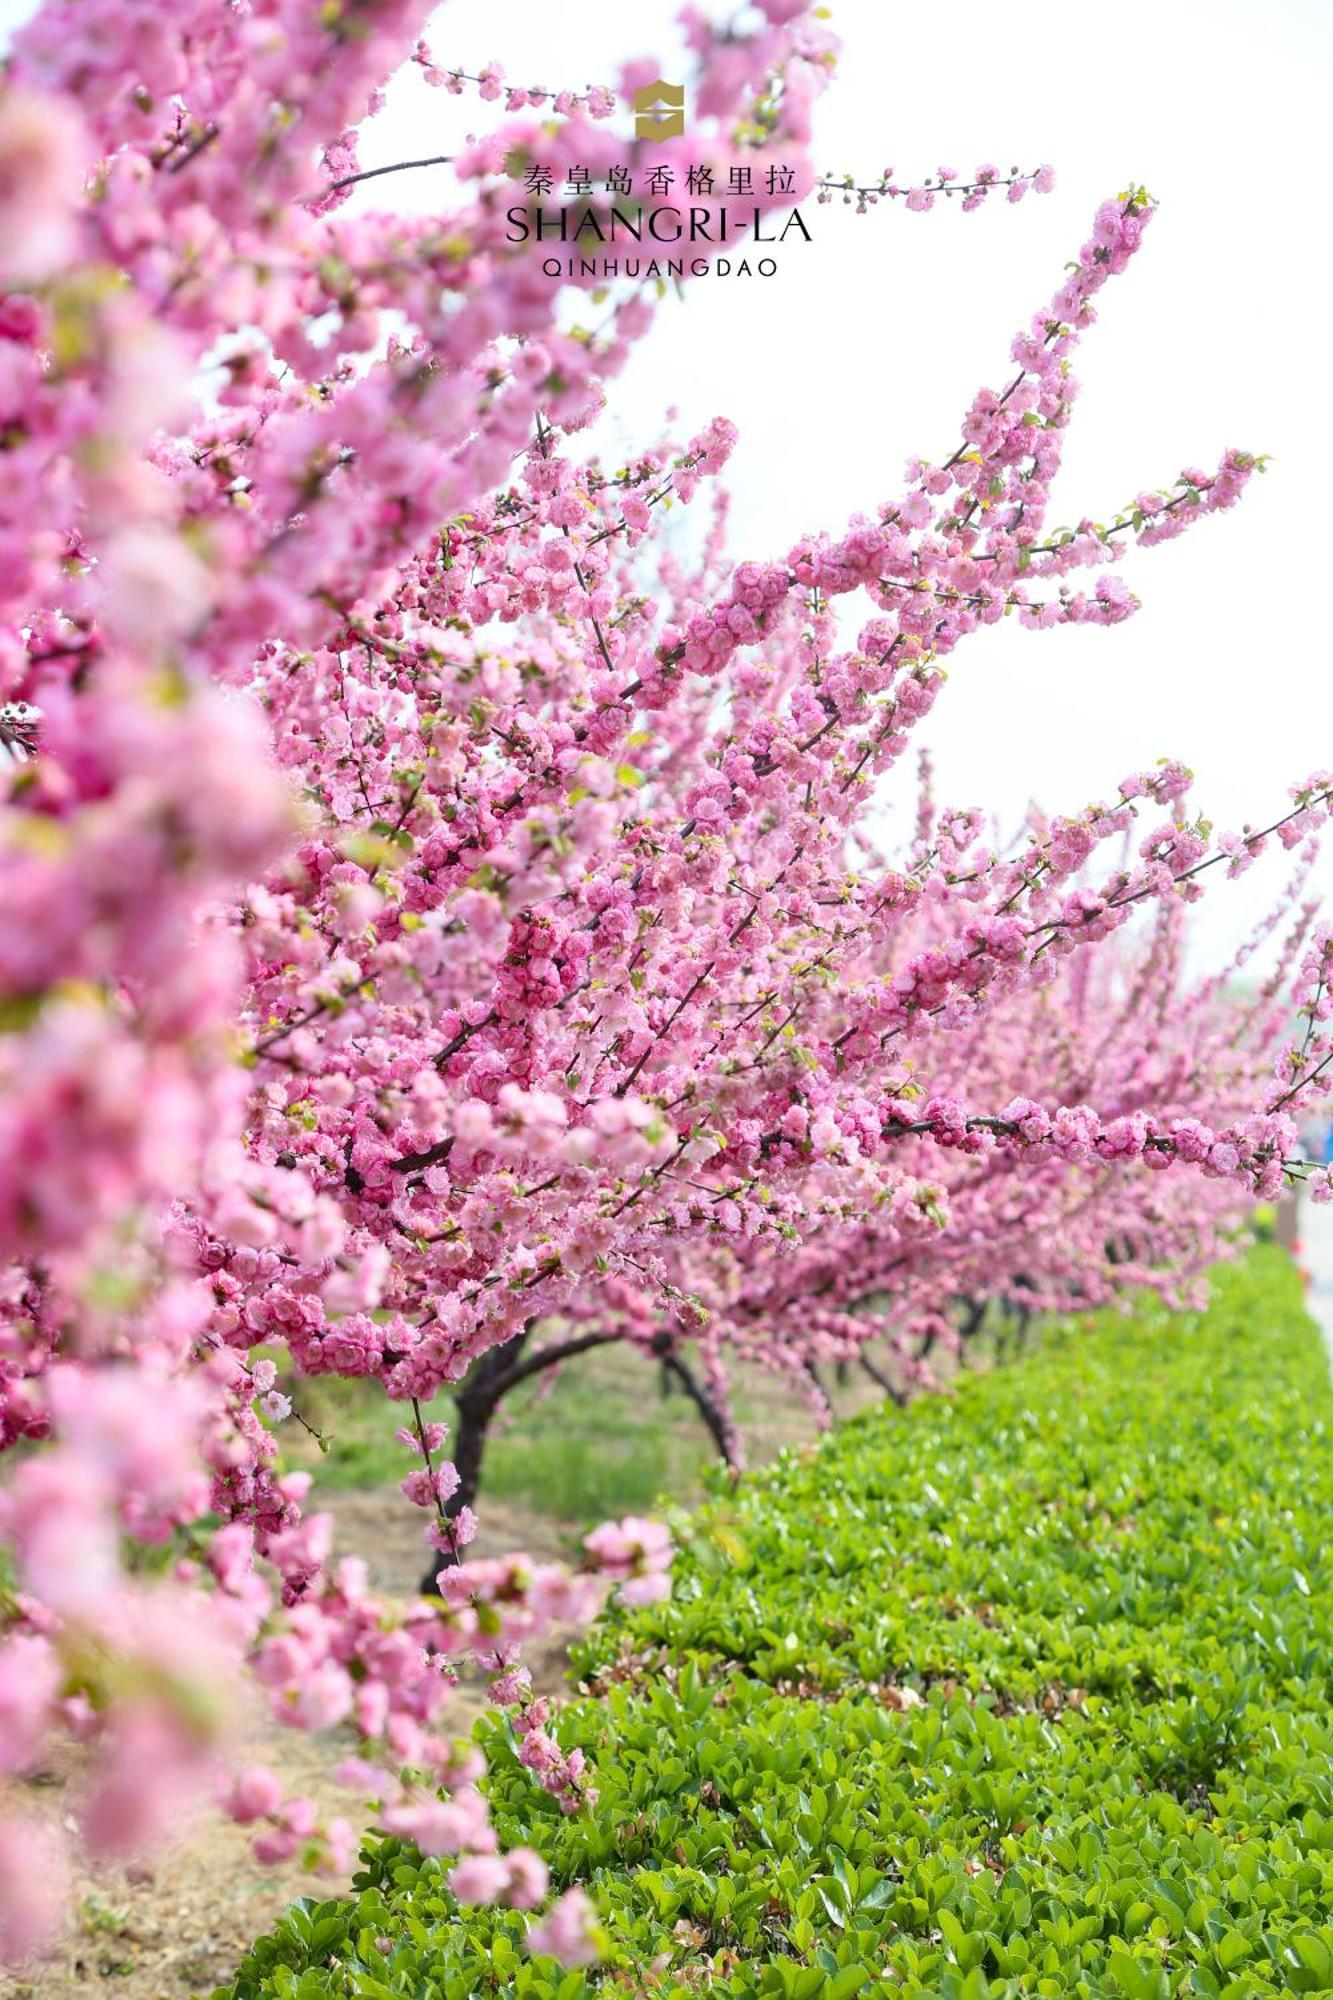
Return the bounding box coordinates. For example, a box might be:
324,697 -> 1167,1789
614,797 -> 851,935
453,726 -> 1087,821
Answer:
220,1248 -> 1333,1998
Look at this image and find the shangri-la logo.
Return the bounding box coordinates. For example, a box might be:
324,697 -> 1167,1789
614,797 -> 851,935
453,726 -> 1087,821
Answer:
500,68 -> 804,282
632,80 -> 685,142
515,161 -> 800,202
504,82 -> 813,284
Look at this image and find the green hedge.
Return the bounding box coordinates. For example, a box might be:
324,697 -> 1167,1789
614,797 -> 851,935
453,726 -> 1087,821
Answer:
219,1248 -> 1333,1999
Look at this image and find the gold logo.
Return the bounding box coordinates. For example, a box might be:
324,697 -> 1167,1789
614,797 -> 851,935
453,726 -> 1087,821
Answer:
632,80 -> 685,142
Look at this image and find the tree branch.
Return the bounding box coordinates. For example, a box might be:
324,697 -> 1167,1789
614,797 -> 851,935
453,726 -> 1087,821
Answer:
482,1328 -> 623,1405
328,153 -> 455,195
659,1349 -> 735,1465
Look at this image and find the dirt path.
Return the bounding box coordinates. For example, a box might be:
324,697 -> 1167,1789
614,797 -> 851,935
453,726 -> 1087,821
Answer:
0,1490 -> 584,2000
0,1363 -> 886,1999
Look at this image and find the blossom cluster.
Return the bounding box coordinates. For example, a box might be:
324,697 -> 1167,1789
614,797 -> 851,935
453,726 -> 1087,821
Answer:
0,0 -> 1330,1976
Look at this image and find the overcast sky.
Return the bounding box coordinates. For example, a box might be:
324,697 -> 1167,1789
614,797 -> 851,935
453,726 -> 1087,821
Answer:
4,0 -> 1329,967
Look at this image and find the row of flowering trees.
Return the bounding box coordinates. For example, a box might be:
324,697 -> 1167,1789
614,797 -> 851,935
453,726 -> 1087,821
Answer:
1,0 -> 1332,1971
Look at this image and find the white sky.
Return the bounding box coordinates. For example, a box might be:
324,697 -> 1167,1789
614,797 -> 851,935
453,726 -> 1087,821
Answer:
348,0 -> 1333,968
4,0 -> 1330,967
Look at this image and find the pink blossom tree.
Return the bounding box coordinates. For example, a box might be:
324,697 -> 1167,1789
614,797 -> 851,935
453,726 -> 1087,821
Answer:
1,0 -> 1331,1967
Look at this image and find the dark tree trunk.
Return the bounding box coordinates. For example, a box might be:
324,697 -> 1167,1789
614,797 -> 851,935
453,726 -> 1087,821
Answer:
418,1330 -> 530,1596
957,1298 -> 987,1342
995,1298 -> 1034,1360
417,1324 -> 626,1597
859,1348 -> 909,1407
802,1360 -> 834,1429
656,1346 -> 736,1466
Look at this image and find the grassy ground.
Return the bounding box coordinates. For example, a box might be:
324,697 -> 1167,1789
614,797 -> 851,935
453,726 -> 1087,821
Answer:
224,1246 -> 1333,1999
279,1342 -> 882,1542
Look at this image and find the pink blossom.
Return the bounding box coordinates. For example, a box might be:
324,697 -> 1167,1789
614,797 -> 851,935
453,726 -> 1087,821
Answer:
0,0 -> 1323,1956
225,1765 -> 284,1824
448,1853 -> 510,1903
0,1633 -> 59,1774
0,1814 -> 66,1961
526,1886 -> 602,1967
0,85 -> 87,282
